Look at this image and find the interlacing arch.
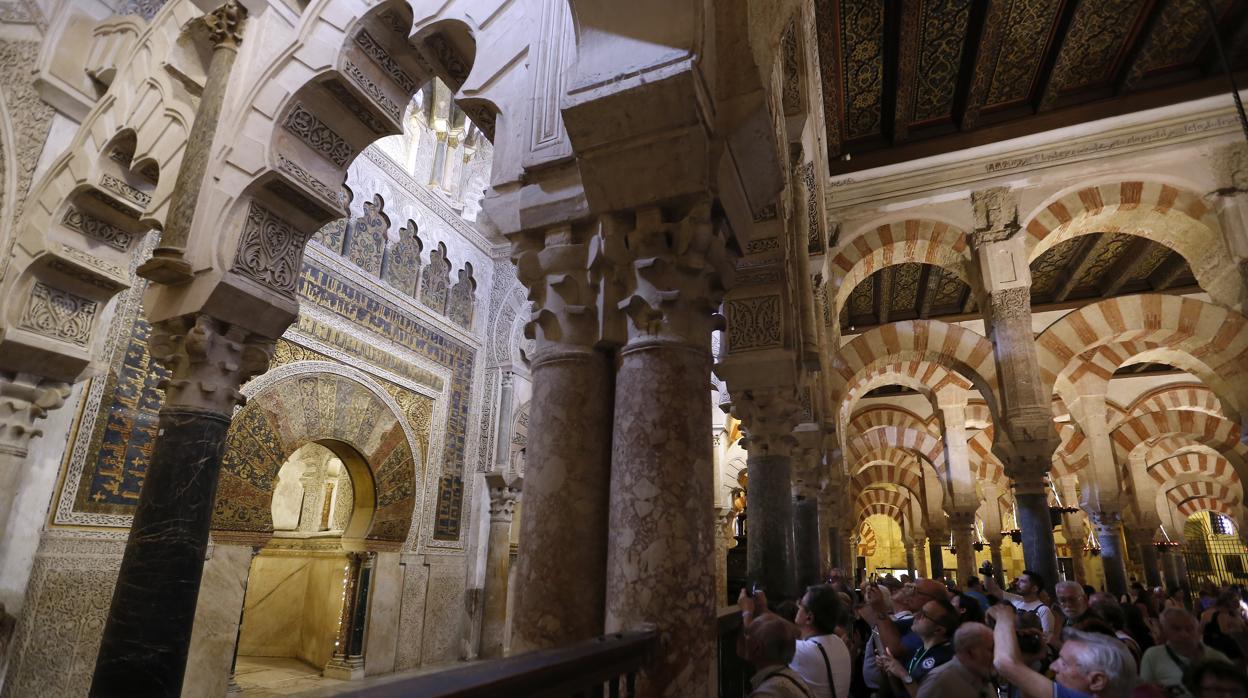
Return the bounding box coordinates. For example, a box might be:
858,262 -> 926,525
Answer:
833,320 -> 1002,433
1035,295 -> 1248,424
1022,180 -> 1240,308
827,219 -> 972,317
1111,411 -> 1244,463
967,427 -> 1007,486
839,361 -> 965,431
858,521 -> 879,557
852,462 -> 924,502
1166,481 -> 1242,518
1148,451 -> 1238,486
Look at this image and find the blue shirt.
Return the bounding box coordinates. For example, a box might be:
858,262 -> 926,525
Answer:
1054,683 -> 1093,698
906,641 -> 954,683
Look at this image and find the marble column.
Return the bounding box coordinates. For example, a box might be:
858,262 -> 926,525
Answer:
1013,471 -> 1062,597
928,532 -> 946,580
914,538 -> 929,578
904,542 -> 917,578
1090,510 -> 1129,597
715,507 -> 737,606
987,537 -> 1005,586
1161,549 -> 1180,591
1063,515 -> 1088,584
492,370 -> 516,472
827,526 -> 841,574
793,488 -> 820,591
91,314 -> 273,695
604,203 -> 731,695
970,193 -> 1062,595
508,223 -> 615,653
0,373 -> 69,559
735,389 -> 801,600
1171,549 -> 1191,594
1130,528 -> 1162,589
949,511 -> 978,585
325,552 -> 372,679
138,1 -> 247,283
480,473 -> 521,658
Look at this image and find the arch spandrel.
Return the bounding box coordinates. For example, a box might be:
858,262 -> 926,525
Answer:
213,366 -> 419,547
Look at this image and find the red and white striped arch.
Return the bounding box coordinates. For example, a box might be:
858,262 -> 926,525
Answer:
847,427 -> 947,476
849,405 -> 935,436
1021,181 -> 1238,308
827,219 -> 972,317
1128,384 -> 1224,421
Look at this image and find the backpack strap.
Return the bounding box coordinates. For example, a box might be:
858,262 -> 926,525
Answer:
814,637 -> 837,698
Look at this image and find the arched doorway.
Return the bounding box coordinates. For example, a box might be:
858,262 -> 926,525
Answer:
232,439 -> 378,692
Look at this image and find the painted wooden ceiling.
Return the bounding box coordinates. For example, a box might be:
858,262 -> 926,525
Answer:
817,0 -> 1248,173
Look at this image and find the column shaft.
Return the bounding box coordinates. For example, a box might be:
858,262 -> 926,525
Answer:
492,371 -> 515,472
481,475 -> 520,658
793,495 -> 820,591
1132,529 -> 1162,590
904,545 -> 916,578
953,526 -> 977,585
510,350 -> 613,651
928,534 -> 945,579
92,408 -> 233,694
988,539 -> 1005,586
1091,511 -> 1128,597
1015,477 -> 1061,596
747,453 -> 796,598
606,342 -> 715,694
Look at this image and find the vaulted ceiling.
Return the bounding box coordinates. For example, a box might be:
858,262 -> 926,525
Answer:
816,0 -> 1248,173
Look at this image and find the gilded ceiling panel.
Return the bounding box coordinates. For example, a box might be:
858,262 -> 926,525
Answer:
929,266 -> 968,309
840,0 -> 887,139
1126,0 -> 1228,84
850,275 -> 875,316
912,0 -> 973,122
891,262 -> 923,312
1045,0 -> 1149,98
1071,232 -> 1134,291
984,0 -> 1063,107
1028,235 -> 1083,297
1125,241 -> 1176,283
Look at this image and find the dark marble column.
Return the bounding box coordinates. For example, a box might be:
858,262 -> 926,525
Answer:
735,389 -> 801,601
508,225 -> 614,653
603,203 -> 731,695
827,526 -> 841,574
793,492 -> 820,591
950,511 -> 978,585
928,533 -> 946,580
987,537 -> 1005,586
1161,548 -> 1180,591
1131,528 -> 1163,589
1090,510 -> 1128,597
904,542 -> 916,578
91,314 -> 272,696
1014,472 -> 1061,596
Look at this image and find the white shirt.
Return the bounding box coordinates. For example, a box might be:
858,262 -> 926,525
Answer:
790,634 -> 851,698
1002,592 -> 1055,636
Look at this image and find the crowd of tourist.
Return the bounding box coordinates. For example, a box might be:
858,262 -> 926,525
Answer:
737,569 -> 1248,698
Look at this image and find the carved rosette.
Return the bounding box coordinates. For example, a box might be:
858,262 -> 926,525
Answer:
485,472 -> 522,524
148,314 -> 275,416
0,372 -> 71,455
732,387 -> 802,457
614,201 -> 734,351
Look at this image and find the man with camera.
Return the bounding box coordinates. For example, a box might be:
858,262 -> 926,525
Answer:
985,567 -> 1057,640
873,597 -> 959,697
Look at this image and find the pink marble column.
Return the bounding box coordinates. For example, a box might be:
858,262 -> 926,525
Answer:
605,203 -> 731,696
508,224 -> 615,652
480,473 -> 521,658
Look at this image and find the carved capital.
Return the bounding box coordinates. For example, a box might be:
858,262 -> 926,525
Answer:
485,472 -> 522,523
510,221 -> 611,358
203,1 -> 247,50
732,387 -> 802,457
0,372 -> 71,455
1088,509 -> 1123,534
615,201 -> 734,350
149,314 -> 274,416
948,510 -> 977,530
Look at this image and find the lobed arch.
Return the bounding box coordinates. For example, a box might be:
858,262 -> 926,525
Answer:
1021,180 -> 1239,308
833,320 -> 1002,433
826,219 -> 972,318
0,7 -> 199,382
213,362 -> 421,547
1035,295 -> 1248,425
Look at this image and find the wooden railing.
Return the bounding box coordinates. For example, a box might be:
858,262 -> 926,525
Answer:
331,630 -> 658,697
717,605 -> 751,698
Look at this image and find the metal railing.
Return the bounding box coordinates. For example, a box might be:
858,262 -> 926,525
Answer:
329,630 -> 658,698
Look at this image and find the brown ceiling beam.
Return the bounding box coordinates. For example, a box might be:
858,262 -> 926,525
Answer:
917,265 -> 937,319
1202,0 -> 1248,74
1150,252 -> 1191,291
815,0 -> 845,158
1052,234 -> 1110,302
1034,0 -> 1082,112
877,266 -> 895,325
892,1 -> 922,144
959,0 -> 1004,131
1097,237 -> 1152,297
1115,0 -> 1170,95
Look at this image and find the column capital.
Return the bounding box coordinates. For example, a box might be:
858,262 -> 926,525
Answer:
948,510 -> 977,528
485,472 -> 522,524
202,1 -> 248,51
615,201 -> 734,350
732,387 -> 802,457
510,221 -> 612,358
0,372 -> 71,455
148,314 -> 274,416
1088,509 -> 1123,531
